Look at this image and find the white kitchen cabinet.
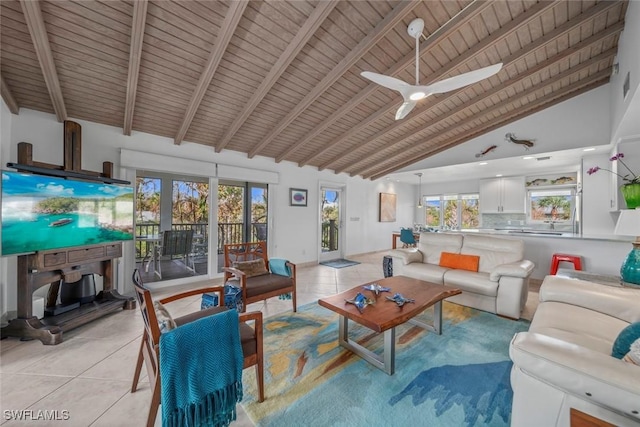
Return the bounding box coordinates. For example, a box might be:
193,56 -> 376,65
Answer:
479,176 -> 526,213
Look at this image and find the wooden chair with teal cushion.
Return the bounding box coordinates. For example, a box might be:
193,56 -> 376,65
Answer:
223,241 -> 297,313
130,269 -> 264,427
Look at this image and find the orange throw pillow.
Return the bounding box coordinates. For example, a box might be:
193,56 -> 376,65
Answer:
439,252 -> 480,272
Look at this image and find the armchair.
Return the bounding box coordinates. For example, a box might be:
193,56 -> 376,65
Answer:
223,241 -> 297,312
130,269 -> 264,427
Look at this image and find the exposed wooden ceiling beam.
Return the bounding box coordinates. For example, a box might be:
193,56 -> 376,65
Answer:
335,19 -> 624,175
363,69 -> 611,179
277,0 -> 493,164
20,0 -> 66,122
123,0 -> 148,136
247,0 -> 419,159
354,51 -> 616,177
174,0 -> 248,145
368,78 -> 609,181
307,0 -> 559,170
335,7 -> 624,173
1,75 -> 19,114
214,0 -> 338,153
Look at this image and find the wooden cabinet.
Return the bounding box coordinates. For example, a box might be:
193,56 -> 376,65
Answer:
479,176 -> 525,213
1,243 -> 135,345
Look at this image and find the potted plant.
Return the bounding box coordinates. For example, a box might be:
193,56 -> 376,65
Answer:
588,153 -> 640,209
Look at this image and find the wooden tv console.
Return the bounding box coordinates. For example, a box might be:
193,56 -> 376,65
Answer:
1,243 -> 135,345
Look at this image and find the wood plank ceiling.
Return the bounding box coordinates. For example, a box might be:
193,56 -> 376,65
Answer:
0,0 -> 628,180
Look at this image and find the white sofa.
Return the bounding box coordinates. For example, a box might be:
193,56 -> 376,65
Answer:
509,275 -> 640,427
388,232 -> 534,319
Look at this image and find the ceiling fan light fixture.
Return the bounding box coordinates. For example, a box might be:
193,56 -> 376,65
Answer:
360,18 -> 502,121
409,91 -> 426,101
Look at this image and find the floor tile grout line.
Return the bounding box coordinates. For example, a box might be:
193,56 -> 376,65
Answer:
88,387 -> 133,427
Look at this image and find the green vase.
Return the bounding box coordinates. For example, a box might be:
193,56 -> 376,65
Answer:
621,183 -> 640,209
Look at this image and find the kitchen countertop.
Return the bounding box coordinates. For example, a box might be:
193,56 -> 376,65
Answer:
429,228 -> 633,243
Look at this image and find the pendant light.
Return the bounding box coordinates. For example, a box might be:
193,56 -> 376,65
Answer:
415,173 -> 423,208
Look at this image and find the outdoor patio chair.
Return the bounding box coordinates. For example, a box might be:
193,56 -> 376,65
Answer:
130,269 -> 264,427
155,229 -> 194,279
223,241 -> 297,312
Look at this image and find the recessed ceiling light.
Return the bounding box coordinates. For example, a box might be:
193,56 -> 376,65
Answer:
479,162 -> 488,165
496,174 -> 503,177
583,148 -> 596,152
522,156 -> 534,160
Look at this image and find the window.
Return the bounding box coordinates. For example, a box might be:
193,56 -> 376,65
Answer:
422,193 -> 479,230
528,188 -> 574,223
425,196 -> 441,227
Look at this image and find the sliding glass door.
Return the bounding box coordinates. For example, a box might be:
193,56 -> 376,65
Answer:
134,172 -> 209,283
217,181 -> 268,272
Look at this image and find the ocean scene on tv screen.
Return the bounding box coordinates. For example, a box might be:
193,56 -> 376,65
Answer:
1,171 -> 134,256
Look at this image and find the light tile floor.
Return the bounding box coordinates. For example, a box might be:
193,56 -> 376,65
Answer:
0,252 -> 540,426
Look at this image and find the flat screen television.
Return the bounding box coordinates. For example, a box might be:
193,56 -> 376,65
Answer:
1,170 -> 134,256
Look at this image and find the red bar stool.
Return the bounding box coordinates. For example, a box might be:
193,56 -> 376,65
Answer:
550,253 -> 582,275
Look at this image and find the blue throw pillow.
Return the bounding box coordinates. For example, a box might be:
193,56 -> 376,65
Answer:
612,322 -> 640,359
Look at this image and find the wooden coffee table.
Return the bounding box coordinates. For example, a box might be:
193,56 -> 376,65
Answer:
318,275 -> 461,375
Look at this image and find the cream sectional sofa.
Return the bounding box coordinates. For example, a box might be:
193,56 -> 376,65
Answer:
509,275 -> 640,426
388,232 -> 534,319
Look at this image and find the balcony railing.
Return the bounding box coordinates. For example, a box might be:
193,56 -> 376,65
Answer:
135,222 -> 268,259
321,220 -> 338,252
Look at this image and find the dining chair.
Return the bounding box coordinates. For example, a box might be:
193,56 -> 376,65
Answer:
399,228 -> 417,247
130,269 -> 264,427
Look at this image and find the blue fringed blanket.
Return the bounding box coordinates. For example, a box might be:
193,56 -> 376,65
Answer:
160,309 -> 243,427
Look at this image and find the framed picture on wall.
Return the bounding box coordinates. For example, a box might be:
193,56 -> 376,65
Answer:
290,188 -> 308,207
379,192 -> 396,222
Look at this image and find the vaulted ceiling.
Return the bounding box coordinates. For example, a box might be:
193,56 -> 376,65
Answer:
0,0 -> 628,180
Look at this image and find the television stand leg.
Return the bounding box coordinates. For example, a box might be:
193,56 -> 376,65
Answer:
1,317 -> 63,345
96,290 -> 136,310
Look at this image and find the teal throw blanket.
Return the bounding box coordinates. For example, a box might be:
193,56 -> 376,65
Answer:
160,310 -> 243,427
269,258 -> 291,277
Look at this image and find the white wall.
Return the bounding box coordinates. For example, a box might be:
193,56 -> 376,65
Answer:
0,108 -> 415,315
404,84 -> 611,174
610,0 -> 640,143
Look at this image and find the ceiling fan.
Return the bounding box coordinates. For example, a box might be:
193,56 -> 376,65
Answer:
361,18 -> 503,120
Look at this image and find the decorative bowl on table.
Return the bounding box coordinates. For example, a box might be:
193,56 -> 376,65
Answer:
345,292 -> 375,313
386,293 -> 415,307
362,283 -> 391,296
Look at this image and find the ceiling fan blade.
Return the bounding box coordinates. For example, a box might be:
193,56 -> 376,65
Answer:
395,100 -> 417,120
419,63 -> 503,95
361,71 -> 409,92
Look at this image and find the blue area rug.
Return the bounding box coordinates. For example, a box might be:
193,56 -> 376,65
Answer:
319,258 -> 361,269
241,301 -> 529,426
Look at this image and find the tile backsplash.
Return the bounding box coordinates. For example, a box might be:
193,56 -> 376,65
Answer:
481,213 -> 527,228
